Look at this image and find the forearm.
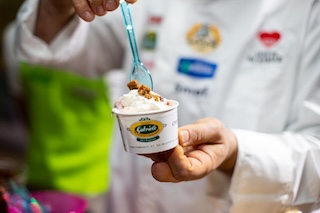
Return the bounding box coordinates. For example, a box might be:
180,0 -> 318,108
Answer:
35,0 -> 75,43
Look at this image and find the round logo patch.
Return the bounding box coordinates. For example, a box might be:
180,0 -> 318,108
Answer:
186,24 -> 221,53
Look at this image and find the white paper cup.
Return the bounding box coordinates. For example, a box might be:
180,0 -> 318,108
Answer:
112,100 -> 179,155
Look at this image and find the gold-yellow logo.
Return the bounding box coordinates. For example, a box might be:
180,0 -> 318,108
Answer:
130,119 -> 163,139
186,24 -> 221,53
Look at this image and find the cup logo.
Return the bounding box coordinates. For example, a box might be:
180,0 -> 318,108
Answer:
130,118 -> 163,139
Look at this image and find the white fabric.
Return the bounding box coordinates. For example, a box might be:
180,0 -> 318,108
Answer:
9,0 -> 320,212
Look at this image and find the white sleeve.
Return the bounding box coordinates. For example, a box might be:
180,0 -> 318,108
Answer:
15,0 -> 124,78
229,2 -> 320,212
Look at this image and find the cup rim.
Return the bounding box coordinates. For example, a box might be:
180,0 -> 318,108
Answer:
112,100 -> 179,116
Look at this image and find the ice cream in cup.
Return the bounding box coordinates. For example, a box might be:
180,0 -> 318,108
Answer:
112,80 -> 179,161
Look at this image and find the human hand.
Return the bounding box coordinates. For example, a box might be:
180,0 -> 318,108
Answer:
150,118 -> 238,182
72,0 -> 137,22
35,0 -> 136,42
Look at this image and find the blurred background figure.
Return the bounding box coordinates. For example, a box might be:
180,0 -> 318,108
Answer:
0,1 -> 125,213
0,0 -> 26,196
0,1 -> 31,212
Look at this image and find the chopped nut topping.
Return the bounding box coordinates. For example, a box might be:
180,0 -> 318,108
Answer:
127,80 -> 140,90
144,93 -> 153,99
138,84 -> 151,95
127,80 -> 160,101
152,95 -> 160,102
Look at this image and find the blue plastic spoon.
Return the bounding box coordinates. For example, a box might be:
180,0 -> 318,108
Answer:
120,0 -> 154,90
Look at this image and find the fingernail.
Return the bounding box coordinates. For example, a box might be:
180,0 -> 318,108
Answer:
96,6 -> 105,15
180,130 -> 190,146
106,0 -> 117,10
83,11 -> 94,21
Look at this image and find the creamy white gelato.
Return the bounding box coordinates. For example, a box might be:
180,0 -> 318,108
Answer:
113,89 -> 171,113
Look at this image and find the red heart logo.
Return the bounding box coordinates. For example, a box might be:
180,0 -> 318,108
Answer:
259,32 -> 281,47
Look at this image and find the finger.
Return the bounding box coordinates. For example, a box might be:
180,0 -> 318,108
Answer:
151,161 -> 177,182
104,0 -> 119,11
152,145 -> 208,182
151,146 -> 186,182
141,148 -> 175,162
152,145 -> 216,182
178,118 -> 224,147
88,0 -> 107,16
72,0 -> 95,22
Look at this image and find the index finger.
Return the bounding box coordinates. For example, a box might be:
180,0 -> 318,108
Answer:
178,118 -> 224,147
72,0 -> 95,21
73,0 -> 138,22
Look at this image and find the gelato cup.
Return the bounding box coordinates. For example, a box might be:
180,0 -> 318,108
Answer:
112,100 -> 179,156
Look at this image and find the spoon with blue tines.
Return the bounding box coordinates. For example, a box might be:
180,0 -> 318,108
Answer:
120,0 -> 154,90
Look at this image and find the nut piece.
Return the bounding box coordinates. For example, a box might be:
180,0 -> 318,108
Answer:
152,94 -> 160,102
144,93 -> 153,99
138,84 -> 151,96
127,80 -> 160,101
127,80 -> 140,90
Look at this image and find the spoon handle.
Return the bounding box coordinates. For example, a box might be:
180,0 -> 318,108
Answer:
120,0 -> 141,63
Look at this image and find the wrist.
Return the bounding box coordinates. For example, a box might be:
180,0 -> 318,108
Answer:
218,129 -> 238,174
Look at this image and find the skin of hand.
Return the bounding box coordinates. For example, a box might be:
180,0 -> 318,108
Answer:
35,0 -> 136,43
73,0 -> 137,22
151,118 -> 238,182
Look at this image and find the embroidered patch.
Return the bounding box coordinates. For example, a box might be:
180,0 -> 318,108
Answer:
247,31 -> 283,63
186,24 -> 221,53
177,58 -> 217,78
259,31 -> 281,47
142,16 -> 163,51
142,31 -> 157,50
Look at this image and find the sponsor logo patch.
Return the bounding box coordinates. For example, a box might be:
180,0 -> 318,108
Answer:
142,16 -> 162,51
247,31 -> 283,64
186,24 -> 221,53
259,31 -> 281,47
177,58 -> 217,78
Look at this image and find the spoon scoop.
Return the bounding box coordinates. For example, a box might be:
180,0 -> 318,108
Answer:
120,0 -> 154,90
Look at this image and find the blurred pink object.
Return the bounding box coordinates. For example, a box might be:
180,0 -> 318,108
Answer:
31,191 -> 87,213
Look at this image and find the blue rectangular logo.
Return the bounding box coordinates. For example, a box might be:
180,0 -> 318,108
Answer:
177,58 -> 217,78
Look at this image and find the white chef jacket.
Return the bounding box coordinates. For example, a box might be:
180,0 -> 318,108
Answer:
10,0 -> 320,212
